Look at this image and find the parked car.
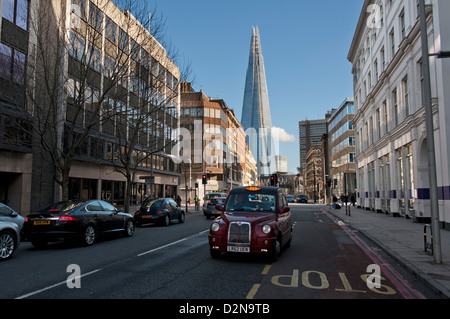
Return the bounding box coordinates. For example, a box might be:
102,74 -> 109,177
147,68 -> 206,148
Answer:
296,194 -> 308,203
203,192 -> 226,205
286,195 -> 295,203
23,200 -> 135,248
134,198 -> 185,227
203,197 -> 226,219
0,203 -> 25,232
209,186 -> 292,261
0,221 -> 20,260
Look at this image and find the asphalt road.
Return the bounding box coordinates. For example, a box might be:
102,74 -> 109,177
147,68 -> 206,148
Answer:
0,204 -> 441,301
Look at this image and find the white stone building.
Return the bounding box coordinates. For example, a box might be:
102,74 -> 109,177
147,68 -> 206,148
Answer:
347,0 -> 450,228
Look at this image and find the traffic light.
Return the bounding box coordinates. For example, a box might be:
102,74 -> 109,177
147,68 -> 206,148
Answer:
270,175 -> 275,186
202,174 -> 207,185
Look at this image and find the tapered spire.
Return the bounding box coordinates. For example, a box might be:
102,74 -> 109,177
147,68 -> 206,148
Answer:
241,26 -> 275,177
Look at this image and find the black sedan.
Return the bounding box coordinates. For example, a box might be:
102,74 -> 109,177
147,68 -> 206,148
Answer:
203,197 -> 226,219
134,198 -> 185,227
23,200 -> 135,248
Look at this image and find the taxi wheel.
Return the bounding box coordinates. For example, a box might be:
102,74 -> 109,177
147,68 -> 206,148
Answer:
269,239 -> 281,262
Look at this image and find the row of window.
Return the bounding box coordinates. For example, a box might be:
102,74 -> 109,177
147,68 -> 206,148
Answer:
356,3 -> 410,111
356,74 -> 411,154
72,133 -> 179,173
70,1 -> 179,92
328,104 -> 355,132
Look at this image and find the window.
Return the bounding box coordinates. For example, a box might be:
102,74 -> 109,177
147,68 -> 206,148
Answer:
392,88 -> 398,126
100,201 -> 117,212
89,2 -> 102,32
374,59 -> 379,81
118,28 -> 128,53
376,108 -> 381,140
390,28 -> 395,58
402,75 -> 410,116
0,43 -> 26,84
2,0 -> 28,30
0,205 -> 13,216
105,16 -> 116,43
400,10 -> 406,40
86,201 -> 102,212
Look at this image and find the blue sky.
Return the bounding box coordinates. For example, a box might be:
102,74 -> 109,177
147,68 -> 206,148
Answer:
149,0 -> 363,174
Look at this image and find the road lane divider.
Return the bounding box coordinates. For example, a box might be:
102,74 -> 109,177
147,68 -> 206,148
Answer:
15,269 -> 102,299
137,229 -> 209,257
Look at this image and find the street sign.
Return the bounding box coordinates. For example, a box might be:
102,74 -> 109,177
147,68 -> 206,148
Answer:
139,176 -> 155,184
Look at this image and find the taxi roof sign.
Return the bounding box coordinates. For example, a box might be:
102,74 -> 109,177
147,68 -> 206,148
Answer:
245,186 -> 261,191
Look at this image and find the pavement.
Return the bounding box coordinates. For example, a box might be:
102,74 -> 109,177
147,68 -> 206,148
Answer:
323,203 -> 450,299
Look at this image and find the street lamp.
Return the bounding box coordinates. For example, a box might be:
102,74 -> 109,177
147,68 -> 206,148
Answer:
418,0 -> 449,264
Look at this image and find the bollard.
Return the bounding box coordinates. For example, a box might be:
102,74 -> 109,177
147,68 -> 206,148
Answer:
424,224 -> 433,253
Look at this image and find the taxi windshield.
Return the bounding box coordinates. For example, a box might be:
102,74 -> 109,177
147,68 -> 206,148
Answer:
226,193 -> 276,213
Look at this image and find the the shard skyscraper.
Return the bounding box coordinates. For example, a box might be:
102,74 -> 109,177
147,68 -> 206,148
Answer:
241,26 -> 276,177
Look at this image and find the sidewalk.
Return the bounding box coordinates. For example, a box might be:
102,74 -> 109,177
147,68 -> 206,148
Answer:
324,204 -> 450,298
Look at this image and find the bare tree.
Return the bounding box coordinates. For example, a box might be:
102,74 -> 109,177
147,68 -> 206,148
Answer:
24,0 -> 189,207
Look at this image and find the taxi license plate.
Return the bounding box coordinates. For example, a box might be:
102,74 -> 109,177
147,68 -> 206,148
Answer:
142,215 -> 153,219
34,220 -> 51,225
227,246 -> 250,253
213,211 -> 220,214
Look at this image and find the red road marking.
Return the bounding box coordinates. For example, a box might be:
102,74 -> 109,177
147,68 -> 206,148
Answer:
321,209 -> 426,299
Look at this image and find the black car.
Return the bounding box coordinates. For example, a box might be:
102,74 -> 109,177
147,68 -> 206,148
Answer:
203,197 -> 226,219
296,195 -> 308,203
134,198 -> 185,227
23,200 -> 135,247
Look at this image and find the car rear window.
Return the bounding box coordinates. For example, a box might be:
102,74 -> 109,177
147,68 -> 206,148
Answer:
226,193 -> 275,213
39,201 -> 84,213
142,199 -> 164,210
210,198 -> 224,205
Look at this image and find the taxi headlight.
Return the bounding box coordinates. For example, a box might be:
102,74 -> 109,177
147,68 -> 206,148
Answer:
211,222 -> 220,232
262,225 -> 271,234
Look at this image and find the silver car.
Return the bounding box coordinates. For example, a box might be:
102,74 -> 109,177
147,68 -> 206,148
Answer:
0,203 -> 25,232
0,221 -> 20,260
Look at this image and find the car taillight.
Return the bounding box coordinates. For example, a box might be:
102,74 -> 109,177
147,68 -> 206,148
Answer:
24,217 -> 29,222
134,211 -> 140,217
58,216 -> 76,222
156,211 -> 163,215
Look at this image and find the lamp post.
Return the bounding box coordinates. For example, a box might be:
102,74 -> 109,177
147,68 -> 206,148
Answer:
418,0 -> 442,264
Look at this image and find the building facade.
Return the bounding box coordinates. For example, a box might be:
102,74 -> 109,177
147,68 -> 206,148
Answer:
348,0 -> 450,227
180,82 -> 257,203
1,0 -> 181,214
0,0 -> 33,214
327,98 -> 356,198
298,118 -> 328,173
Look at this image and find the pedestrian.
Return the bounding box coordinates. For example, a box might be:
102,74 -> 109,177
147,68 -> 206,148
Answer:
351,194 -> 356,207
176,195 -> 181,206
194,195 -> 199,210
332,195 -> 337,209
